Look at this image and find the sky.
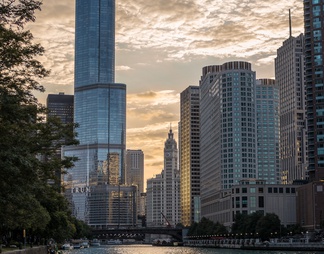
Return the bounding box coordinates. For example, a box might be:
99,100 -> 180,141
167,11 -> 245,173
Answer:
28,0 -> 304,184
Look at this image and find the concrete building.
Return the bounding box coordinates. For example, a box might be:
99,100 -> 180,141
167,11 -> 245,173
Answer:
275,33 -> 307,184
146,129 -> 180,227
179,86 -> 201,227
199,62 -> 257,222
62,0 -> 129,228
126,149 -> 145,222
204,180 -> 297,228
256,79 -> 280,184
146,173 -> 163,227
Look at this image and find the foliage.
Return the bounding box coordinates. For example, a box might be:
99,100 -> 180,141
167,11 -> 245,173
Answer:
232,212 -> 281,240
0,0 -> 84,243
187,217 -> 228,236
231,211 -> 263,236
255,213 -> 281,240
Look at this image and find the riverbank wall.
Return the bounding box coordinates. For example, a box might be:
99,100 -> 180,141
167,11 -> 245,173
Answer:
184,239 -> 324,251
3,246 -> 47,254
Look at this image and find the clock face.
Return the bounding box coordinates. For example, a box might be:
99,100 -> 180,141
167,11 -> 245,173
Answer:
166,152 -> 171,157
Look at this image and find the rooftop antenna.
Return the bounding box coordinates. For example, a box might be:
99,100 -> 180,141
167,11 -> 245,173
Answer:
289,9 -> 292,38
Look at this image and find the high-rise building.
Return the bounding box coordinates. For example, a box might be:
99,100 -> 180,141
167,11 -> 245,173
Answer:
47,92 -> 74,124
304,0 -> 324,181
146,129 -> 180,227
275,33 -> 307,184
179,86 -> 200,227
46,92 -> 74,187
146,173 -> 163,227
295,0 -> 324,231
126,149 -> 145,217
199,62 -> 257,222
63,0 -> 129,227
256,79 -> 280,184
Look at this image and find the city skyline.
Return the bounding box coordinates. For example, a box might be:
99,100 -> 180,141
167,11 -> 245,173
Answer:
29,0 -> 304,181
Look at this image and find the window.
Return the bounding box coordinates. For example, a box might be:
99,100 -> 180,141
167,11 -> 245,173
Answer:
258,196 -> 264,208
242,196 -> 248,208
250,196 -> 256,208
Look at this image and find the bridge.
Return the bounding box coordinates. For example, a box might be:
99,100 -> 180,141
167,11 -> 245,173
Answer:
92,227 -> 183,241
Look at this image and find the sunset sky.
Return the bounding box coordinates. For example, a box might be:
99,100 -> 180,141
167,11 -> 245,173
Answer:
29,0 -> 304,183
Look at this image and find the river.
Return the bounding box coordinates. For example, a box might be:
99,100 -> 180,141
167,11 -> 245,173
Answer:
64,245 -> 324,254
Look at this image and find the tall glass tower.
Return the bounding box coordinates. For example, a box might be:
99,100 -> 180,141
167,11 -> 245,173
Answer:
63,0 -> 128,227
256,79 -> 280,184
179,86 -> 200,227
305,0 -> 324,181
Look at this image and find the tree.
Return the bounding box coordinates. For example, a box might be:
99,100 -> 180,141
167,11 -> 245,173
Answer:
187,217 -> 228,237
0,0 -> 78,241
256,213 -> 281,240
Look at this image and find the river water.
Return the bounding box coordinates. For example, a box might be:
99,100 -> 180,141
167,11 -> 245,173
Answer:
65,245 -> 324,254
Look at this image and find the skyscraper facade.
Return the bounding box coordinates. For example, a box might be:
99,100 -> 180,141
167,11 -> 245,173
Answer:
304,0 -> 324,181
256,79 -> 280,184
295,0 -> 324,231
47,92 -> 74,124
275,33 -> 307,184
199,62 -> 257,221
126,149 -> 145,217
63,0 -> 128,227
179,86 -> 200,227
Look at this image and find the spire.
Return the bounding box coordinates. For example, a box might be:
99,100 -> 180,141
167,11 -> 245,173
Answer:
168,124 -> 173,139
289,9 -> 292,38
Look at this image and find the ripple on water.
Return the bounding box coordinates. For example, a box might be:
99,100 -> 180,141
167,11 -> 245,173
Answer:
63,245 -> 320,254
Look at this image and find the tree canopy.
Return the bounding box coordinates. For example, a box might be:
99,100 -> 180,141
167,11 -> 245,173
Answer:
187,217 -> 228,237
0,0 -> 84,243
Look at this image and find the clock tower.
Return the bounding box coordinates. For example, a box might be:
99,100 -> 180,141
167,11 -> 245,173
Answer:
162,127 -> 180,226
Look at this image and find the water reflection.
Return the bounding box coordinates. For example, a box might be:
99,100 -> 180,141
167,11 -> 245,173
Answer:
66,244 -> 319,254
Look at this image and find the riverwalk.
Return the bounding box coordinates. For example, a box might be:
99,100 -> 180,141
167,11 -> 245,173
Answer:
1,246 -> 47,254
184,238 -> 324,251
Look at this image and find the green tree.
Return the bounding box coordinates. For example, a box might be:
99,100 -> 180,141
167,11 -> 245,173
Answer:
256,213 -> 281,240
0,0 -> 78,241
231,213 -> 249,235
187,217 -> 228,237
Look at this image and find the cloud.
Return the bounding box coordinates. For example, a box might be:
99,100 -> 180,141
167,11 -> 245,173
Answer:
29,0 -> 305,181
116,65 -> 133,71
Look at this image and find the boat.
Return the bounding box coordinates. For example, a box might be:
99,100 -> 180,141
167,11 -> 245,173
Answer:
61,243 -> 73,250
107,239 -> 122,245
90,239 -> 101,246
81,242 -> 89,248
73,243 -> 81,249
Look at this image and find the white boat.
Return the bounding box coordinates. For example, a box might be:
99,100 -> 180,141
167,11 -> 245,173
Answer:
61,243 -> 73,250
107,239 -> 122,245
90,239 -> 101,246
81,242 -> 89,248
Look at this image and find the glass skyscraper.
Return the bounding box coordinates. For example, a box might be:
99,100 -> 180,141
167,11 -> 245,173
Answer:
305,0 -> 324,181
179,86 -> 200,227
63,0 -> 129,227
256,79 -> 280,184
